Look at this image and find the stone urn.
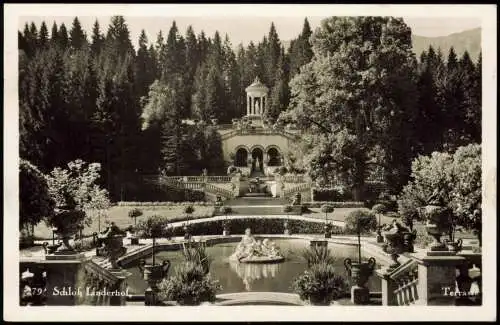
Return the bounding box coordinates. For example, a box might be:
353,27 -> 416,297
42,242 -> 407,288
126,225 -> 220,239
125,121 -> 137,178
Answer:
138,259 -> 171,306
382,221 -> 416,270
292,192 -> 302,206
445,238 -> 463,252
52,208 -> 86,254
419,205 -> 452,251
98,223 -> 127,269
344,257 -> 376,305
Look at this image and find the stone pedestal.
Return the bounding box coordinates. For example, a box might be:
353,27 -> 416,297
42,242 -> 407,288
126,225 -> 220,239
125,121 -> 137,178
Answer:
41,253 -> 88,306
411,251 -> 465,305
376,268 -> 398,306
108,269 -> 131,306
351,286 -> 370,305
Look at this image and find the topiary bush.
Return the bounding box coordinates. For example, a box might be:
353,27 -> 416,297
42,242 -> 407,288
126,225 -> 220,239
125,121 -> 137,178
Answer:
128,208 -> 143,226
371,203 -> 387,215
184,205 -> 195,215
344,209 -> 378,234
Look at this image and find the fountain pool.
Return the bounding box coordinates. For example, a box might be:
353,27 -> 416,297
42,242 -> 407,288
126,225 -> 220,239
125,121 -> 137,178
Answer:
124,239 -> 382,295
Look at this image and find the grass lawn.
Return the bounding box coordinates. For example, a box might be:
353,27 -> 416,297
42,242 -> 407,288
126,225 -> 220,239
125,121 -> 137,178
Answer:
33,205 -> 215,239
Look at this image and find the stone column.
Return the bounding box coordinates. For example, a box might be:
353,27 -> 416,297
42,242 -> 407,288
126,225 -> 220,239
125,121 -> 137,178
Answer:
411,251 -> 465,305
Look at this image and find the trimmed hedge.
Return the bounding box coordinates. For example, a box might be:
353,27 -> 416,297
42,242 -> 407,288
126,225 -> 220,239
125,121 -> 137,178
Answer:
304,202 -> 365,208
138,218 -> 345,238
312,188 -> 353,202
117,201 -> 212,207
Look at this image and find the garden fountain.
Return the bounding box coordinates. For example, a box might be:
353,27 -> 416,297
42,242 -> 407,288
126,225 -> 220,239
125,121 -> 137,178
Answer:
229,228 -> 285,263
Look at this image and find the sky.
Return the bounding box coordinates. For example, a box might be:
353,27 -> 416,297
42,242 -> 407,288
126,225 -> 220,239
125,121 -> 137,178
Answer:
18,15 -> 482,50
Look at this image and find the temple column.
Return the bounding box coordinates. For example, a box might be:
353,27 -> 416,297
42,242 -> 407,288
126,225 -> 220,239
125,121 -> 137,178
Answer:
247,95 -> 250,115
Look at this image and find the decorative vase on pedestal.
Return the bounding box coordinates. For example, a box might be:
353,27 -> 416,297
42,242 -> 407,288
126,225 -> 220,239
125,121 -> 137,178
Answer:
419,205 -> 452,252
138,260 -> 171,306
344,257 -> 376,305
52,208 -> 87,255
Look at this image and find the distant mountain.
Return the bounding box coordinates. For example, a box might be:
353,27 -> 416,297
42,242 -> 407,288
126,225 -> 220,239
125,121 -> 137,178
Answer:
412,28 -> 481,62
279,28 -> 481,63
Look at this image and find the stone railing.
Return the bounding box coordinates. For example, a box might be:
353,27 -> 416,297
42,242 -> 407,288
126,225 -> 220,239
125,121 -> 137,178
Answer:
282,182 -> 312,198
205,183 -> 234,199
220,128 -> 299,141
382,259 -> 420,306
153,176 -> 234,199
282,175 -> 306,183
376,250 -> 482,306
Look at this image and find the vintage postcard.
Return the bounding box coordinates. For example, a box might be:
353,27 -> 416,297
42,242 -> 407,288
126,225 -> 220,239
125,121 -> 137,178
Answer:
3,3 -> 497,322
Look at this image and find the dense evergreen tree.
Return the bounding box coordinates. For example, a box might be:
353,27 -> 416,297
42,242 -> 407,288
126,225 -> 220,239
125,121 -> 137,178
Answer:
18,16 -> 482,201
70,17 -> 87,50
39,22 -> 49,49
58,23 -> 69,50
90,20 -> 105,57
289,18 -> 313,77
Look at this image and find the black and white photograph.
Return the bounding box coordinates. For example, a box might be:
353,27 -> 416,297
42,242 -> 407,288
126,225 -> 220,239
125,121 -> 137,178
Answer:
3,3 -> 497,322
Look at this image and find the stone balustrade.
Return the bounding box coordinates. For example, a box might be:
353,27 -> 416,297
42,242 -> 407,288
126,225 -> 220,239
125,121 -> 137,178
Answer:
375,249 -> 482,306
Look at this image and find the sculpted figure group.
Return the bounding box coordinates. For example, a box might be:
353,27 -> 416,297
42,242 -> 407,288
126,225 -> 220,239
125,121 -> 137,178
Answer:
231,228 -> 282,262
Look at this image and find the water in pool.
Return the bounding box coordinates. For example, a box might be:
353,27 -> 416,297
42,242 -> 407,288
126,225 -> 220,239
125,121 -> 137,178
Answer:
124,239 -> 381,294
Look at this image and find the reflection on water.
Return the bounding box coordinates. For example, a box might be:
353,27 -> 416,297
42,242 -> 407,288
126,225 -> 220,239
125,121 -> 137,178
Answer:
229,260 -> 281,291
124,239 -> 382,294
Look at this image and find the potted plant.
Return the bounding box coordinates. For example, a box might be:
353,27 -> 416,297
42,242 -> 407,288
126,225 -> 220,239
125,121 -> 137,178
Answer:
138,217 -> 171,305
343,209 -> 378,304
184,205 -> 195,220
158,261 -> 221,306
292,262 -> 348,305
324,222 -> 333,239
371,203 -> 387,243
321,204 -> 335,238
128,208 -> 143,227
45,160 -> 110,254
